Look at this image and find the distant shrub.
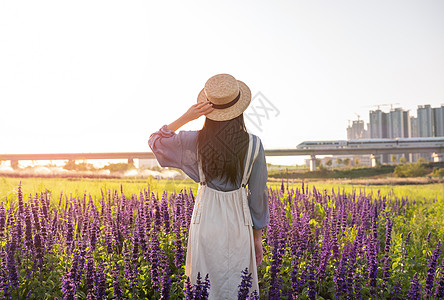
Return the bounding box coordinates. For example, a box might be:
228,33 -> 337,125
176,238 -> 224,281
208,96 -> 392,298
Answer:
102,162 -> 135,173
394,162 -> 427,177
430,167 -> 444,177
64,160 -> 96,171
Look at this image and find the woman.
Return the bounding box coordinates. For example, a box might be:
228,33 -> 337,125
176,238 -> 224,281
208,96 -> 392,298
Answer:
148,74 -> 269,299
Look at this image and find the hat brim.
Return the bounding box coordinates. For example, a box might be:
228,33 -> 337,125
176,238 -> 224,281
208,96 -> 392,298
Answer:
197,80 -> 251,121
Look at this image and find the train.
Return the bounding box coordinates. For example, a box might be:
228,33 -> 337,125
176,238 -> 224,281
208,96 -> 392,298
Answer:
296,137 -> 444,149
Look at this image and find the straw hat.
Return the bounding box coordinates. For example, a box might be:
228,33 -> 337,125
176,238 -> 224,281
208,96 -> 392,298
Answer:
197,73 -> 251,121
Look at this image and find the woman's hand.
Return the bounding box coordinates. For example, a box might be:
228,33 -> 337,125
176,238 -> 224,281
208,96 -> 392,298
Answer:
254,239 -> 263,266
253,228 -> 263,266
167,101 -> 214,132
183,100 -> 214,122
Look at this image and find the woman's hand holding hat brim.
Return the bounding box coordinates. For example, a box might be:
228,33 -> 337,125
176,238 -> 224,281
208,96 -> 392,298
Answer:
184,100 -> 214,122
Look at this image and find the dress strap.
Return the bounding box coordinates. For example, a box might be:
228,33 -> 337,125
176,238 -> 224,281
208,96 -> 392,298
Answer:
241,134 -> 260,188
197,147 -> 206,185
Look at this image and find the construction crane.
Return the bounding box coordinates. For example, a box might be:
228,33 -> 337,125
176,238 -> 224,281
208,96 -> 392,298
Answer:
371,103 -> 400,110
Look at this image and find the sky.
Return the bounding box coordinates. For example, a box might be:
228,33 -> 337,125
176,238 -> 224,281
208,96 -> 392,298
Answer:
1,0 -> 443,166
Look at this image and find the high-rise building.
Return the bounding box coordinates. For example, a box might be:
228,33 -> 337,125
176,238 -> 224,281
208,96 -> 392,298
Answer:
433,105 -> 444,137
410,116 -> 418,138
417,105 -> 434,137
369,109 -> 389,138
348,104 -> 442,164
388,108 -> 410,138
347,120 -> 367,139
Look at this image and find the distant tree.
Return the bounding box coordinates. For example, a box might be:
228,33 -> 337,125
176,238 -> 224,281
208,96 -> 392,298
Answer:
64,160 -> 96,171
102,162 -> 135,173
399,156 -> 407,164
343,158 -> 351,167
394,162 -> 427,177
391,155 -> 397,164
431,167 -> 444,177
353,158 -> 360,166
336,158 -> 343,165
318,163 -> 327,172
417,157 -> 427,164
326,159 -> 332,167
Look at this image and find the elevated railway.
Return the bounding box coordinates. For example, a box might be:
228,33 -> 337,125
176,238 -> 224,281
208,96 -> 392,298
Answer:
1,137 -> 443,171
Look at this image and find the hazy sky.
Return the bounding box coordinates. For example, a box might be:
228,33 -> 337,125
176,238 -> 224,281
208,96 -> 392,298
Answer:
1,0 -> 443,165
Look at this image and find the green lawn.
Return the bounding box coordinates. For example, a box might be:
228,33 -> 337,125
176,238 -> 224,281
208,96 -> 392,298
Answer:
1,176 -> 442,203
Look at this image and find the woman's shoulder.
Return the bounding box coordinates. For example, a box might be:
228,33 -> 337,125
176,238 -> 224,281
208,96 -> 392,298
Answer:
249,133 -> 264,149
178,130 -> 199,146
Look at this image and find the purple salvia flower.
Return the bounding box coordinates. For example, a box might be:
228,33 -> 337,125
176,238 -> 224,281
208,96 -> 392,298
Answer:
404,231 -> 412,259
40,192 -> 49,221
61,270 -> 76,300
0,203 -> 5,239
436,272 -> 444,298
89,220 -> 97,251
382,254 -> 391,291
185,190 -> 195,230
17,183 -> 24,218
6,238 -> 19,290
124,242 -> 139,292
391,280 -> 403,300
112,264 -> 123,300
248,290 -> 259,300
436,255 -> 444,298
291,255 -> 300,298
151,192 -> 161,232
66,214 -> 74,252
330,209 -> 340,262
150,230 -> 161,294
268,237 -> 284,299
160,252 -> 171,299
307,260 -> 316,300
384,216 -> 392,253
85,251 -> 96,294
193,272 -> 210,300
367,237 -> 378,295
173,216 -> 184,270
24,205 -> 33,252
136,209 -> 147,254
335,245 -> 348,298
34,232 -> 44,262
70,249 -> 82,286
0,251 -> 11,298
405,231 -> 412,245
238,268 -> 253,300
407,273 -> 421,300
95,262 -> 107,300
280,179 -> 285,195
160,191 -> 170,234
425,240 -> 441,297
30,200 -> 41,234
76,242 -> 86,284
15,213 -> 22,249
184,276 -> 193,300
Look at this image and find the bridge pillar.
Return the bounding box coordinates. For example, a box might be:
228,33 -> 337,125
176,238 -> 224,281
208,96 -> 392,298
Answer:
432,152 -> 444,163
309,155 -> 316,171
370,154 -> 378,168
10,160 -> 19,169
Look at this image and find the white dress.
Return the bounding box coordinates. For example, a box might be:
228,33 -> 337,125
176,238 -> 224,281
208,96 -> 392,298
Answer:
185,133 -> 261,299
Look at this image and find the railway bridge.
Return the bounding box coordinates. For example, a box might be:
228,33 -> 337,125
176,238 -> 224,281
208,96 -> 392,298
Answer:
1,138 -> 443,171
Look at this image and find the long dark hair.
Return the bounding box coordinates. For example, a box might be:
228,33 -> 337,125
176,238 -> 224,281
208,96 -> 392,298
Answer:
197,113 -> 249,186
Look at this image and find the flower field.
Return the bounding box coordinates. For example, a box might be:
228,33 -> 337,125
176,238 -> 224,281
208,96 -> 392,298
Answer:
0,178 -> 443,299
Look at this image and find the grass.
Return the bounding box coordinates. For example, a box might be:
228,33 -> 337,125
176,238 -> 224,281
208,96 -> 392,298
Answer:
1,176 -> 442,204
